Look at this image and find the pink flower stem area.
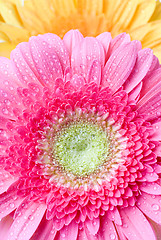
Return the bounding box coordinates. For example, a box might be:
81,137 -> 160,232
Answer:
0,30 -> 161,240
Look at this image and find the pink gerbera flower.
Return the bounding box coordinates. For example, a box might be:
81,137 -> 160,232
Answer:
1,30 -> 161,240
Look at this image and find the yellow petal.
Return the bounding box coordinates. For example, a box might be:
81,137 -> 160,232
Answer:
0,42 -> 16,58
16,5 -> 45,34
77,0 -> 103,16
153,48 -> 161,63
103,0 -> 122,20
141,21 -> 161,47
23,0 -> 35,11
129,23 -> 153,41
144,39 -> 161,49
31,0 -> 55,32
0,0 -> 22,27
0,31 -> 10,42
150,0 -> 161,21
6,0 -> 23,5
128,0 -> 156,30
0,23 -> 30,43
52,0 -> 77,17
112,0 -> 138,29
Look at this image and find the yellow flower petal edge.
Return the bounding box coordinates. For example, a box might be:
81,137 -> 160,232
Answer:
0,0 -> 161,59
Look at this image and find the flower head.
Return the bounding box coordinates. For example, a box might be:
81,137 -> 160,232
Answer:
0,30 -> 161,240
0,0 -> 161,61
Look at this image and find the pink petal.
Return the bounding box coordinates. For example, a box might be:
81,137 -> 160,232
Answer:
11,43 -> 41,87
0,57 -> 23,90
7,200 -> 46,240
141,68 -> 161,98
63,30 -> 84,56
38,33 -> 70,72
96,32 -> 112,58
137,82 -> 161,120
115,225 -> 127,240
0,169 -> 17,195
137,192 -> 161,225
128,82 -> 142,102
77,228 -> 88,240
29,36 -> 64,88
106,207 -> 122,225
139,182 -> 161,195
144,172 -> 159,182
86,60 -> 101,85
147,54 -> 160,74
0,183 -> 23,219
109,33 -> 131,55
119,206 -> 156,240
85,217 -> 100,235
78,228 -> 98,240
154,143 -> 161,156
124,48 -> 153,93
70,74 -> 86,89
0,58 -> 25,119
58,220 -> 78,240
150,121 -> 161,141
98,216 -> 118,240
31,217 -> 57,240
0,215 -> 13,240
71,37 -> 105,78
102,42 -> 137,92
78,227 -> 98,240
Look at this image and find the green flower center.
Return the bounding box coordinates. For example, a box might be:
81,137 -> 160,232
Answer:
55,122 -> 109,176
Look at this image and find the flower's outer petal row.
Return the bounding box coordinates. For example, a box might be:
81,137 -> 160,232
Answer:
0,30 -> 161,240
119,206 -> 157,240
6,200 -> 46,240
136,192 -> 161,225
102,42 -> 137,92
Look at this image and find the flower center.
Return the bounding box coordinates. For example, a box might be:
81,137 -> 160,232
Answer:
54,122 -> 109,176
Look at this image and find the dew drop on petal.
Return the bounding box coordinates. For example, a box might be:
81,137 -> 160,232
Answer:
152,204 -> 159,211
110,233 -> 116,239
9,203 -> 15,208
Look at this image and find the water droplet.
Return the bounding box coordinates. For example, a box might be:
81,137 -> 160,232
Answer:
110,233 -> 116,239
152,204 -> 159,211
9,203 -> 15,209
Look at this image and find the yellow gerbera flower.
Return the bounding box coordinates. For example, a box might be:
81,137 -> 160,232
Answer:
0,0 -> 161,60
